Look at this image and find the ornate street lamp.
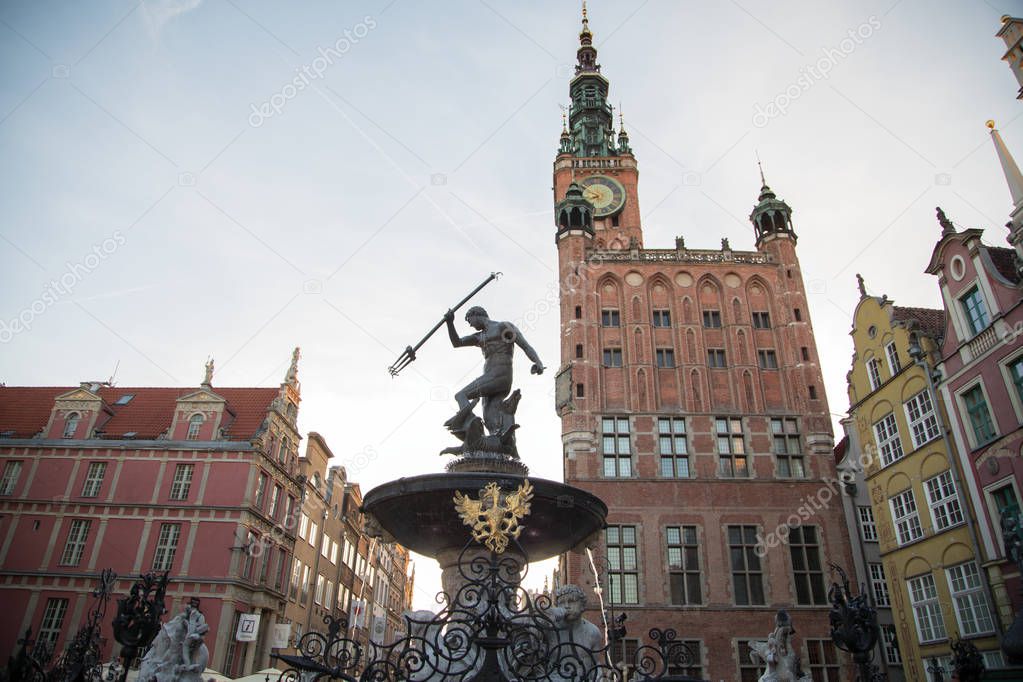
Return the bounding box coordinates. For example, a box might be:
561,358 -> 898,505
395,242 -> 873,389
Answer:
827,563 -> 885,682
110,571 -> 169,682
950,636 -> 985,682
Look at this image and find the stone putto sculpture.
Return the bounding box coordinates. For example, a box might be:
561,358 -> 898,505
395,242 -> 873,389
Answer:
748,610 -> 811,682
137,598 -> 209,682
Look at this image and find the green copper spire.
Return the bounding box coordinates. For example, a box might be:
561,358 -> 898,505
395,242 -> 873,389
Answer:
749,161 -> 796,246
561,2 -> 624,158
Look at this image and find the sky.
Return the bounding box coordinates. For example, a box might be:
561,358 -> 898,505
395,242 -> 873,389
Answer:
2,0 -> 1023,611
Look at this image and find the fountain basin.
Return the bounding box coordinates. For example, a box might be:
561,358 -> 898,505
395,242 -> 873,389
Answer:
361,472 -> 607,560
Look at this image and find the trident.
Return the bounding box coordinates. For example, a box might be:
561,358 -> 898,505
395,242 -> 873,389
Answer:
387,272 -> 502,377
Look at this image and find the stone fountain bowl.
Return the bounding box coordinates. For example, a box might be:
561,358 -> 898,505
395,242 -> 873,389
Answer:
361,472 -> 607,560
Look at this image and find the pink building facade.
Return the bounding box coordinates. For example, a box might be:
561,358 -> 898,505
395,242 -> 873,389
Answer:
0,352 -> 305,676
926,125 -> 1023,630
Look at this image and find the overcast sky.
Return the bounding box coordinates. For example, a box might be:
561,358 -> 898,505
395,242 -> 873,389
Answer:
2,0 -> 1022,610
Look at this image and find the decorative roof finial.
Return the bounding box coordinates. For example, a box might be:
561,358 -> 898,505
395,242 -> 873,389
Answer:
285,347 -> 301,386
936,206 -> 956,237
757,152 -> 766,187
562,110 -> 568,133
855,273 -> 866,298
202,356 -> 214,387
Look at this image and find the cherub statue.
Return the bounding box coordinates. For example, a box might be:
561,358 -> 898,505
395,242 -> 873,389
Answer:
137,598 -> 209,682
748,610 -> 811,682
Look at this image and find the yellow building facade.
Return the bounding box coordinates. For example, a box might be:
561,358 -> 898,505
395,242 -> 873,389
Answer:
848,287 -> 1002,680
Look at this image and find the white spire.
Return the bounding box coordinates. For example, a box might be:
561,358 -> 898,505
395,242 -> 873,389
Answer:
989,120 -> 1023,217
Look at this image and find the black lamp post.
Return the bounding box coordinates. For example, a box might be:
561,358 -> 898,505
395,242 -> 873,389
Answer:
1001,506 -> 1023,663
110,572 -> 169,682
827,563 -> 885,682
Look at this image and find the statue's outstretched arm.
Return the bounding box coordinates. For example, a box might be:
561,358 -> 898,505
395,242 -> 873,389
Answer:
444,310 -> 479,348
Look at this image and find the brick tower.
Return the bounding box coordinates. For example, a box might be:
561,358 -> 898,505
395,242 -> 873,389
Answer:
554,7 -> 854,680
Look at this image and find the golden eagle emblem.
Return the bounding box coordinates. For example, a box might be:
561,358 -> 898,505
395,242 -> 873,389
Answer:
453,480 -> 534,554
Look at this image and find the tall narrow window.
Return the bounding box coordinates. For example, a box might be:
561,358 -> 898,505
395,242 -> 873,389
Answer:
269,485 -> 282,520
81,462 -> 107,498
757,349 -> 778,369
946,562 -> 995,636
771,418 -> 803,478
788,526 -> 826,605
606,525 -> 639,604
905,389 -> 940,448
702,310 -> 722,328
602,417 -> 632,477
655,348 -> 675,368
885,341 -> 902,374
601,309 -> 621,327
707,349 -> 726,368
866,358 -> 882,391
603,348 -> 623,367
890,489 -> 923,545
1010,356 -> 1023,407
909,573 -> 947,643
0,460 -> 23,496
63,412 -> 80,439
962,385 -> 996,445
873,413 -> 904,466
152,523 -> 182,570
301,564 -> 311,603
793,308 -> 802,321
869,563 -> 890,606
666,526 -> 701,605
255,472 -> 268,510
38,598 -> 69,648
276,548 -> 288,591
652,309 -> 671,327
857,506 -> 878,541
186,414 -> 204,440
657,418 -> 689,478
728,525 -> 764,605
925,470 -> 964,531
290,561 -> 301,600
800,346 -> 810,361
575,344 -> 583,359
169,463 -> 195,500
805,640 -> 840,682
960,286 -> 990,336
315,574 -> 325,605
278,436 -> 290,464
59,519 -> 91,566
752,311 -> 771,329
880,624 -> 901,664
716,417 -> 747,477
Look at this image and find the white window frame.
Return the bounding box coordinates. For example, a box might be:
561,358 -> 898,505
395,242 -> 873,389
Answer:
169,463 -> 194,500
885,341 -> 902,375
904,389 -> 941,449
946,561 -> 995,637
868,563 -> 890,606
59,519 -> 91,566
0,460 -> 23,496
889,489 -> 923,545
63,412 -> 80,439
908,573 -> 947,644
999,351 -> 1023,424
880,624 -> 901,664
867,357 -> 882,391
152,523 -> 181,571
81,461 -> 107,498
955,379 -> 999,449
924,470 -> 964,532
39,598 -> 69,647
985,477 -> 1022,555
873,413 -> 904,466
186,413 -> 204,440
857,505 -> 878,541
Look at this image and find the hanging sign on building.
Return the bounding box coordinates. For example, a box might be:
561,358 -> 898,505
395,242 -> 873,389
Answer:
236,613 -> 261,642
270,623 -> 291,649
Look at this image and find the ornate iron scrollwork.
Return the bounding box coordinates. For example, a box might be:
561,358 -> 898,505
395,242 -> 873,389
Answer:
827,564 -> 885,682
271,539 -> 701,681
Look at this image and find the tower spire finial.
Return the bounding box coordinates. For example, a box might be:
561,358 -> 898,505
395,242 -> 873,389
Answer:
756,150 -> 766,187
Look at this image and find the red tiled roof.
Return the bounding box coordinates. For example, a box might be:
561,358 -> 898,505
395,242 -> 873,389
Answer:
833,435 -> 849,465
989,246 -> 1021,284
0,385 -> 278,440
892,305 -> 946,342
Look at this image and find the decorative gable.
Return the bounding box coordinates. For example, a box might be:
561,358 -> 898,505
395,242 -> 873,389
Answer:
45,387 -> 104,439
170,388 -> 228,441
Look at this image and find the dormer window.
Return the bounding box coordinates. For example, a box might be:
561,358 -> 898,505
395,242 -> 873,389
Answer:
279,436 -> 290,464
313,472 -> 322,491
186,414 -> 204,441
63,413 -> 80,439
960,286 -> 990,337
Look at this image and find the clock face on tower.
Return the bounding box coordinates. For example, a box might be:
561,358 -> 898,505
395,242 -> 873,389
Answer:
580,175 -> 626,217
